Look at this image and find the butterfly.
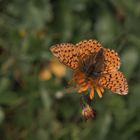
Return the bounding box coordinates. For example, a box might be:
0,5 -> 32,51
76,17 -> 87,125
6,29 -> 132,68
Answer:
50,39 -> 128,99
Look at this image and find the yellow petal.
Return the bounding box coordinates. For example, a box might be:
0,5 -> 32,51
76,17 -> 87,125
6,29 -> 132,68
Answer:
90,87 -> 94,100
78,84 -> 89,93
96,87 -> 102,98
100,87 -> 104,93
77,78 -> 85,85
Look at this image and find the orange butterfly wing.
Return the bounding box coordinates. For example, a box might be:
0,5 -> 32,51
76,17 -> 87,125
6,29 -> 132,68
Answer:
50,40 -> 121,73
76,39 -> 102,59
99,71 -> 128,95
103,48 -> 121,73
50,43 -> 79,69
76,40 -> 120,73
50,40 -> 103,70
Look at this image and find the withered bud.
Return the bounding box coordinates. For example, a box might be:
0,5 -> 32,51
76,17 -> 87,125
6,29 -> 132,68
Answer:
81,104 -> 96,120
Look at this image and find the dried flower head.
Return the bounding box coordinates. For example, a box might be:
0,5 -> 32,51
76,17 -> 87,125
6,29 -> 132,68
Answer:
82,104 -> 96,120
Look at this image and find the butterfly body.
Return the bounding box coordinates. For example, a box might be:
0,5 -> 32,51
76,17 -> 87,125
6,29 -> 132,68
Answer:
79,48 -> 104,79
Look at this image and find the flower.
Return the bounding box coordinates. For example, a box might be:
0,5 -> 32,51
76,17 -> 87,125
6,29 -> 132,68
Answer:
38,58 -> 66,81
70,70 -> 104,100
81,104 -> 96,120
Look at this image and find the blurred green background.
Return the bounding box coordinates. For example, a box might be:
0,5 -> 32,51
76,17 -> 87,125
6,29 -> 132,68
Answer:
0,0 -> 140,140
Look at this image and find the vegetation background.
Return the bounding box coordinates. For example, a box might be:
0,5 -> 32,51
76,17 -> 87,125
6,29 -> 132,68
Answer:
0,0 -> 140,140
